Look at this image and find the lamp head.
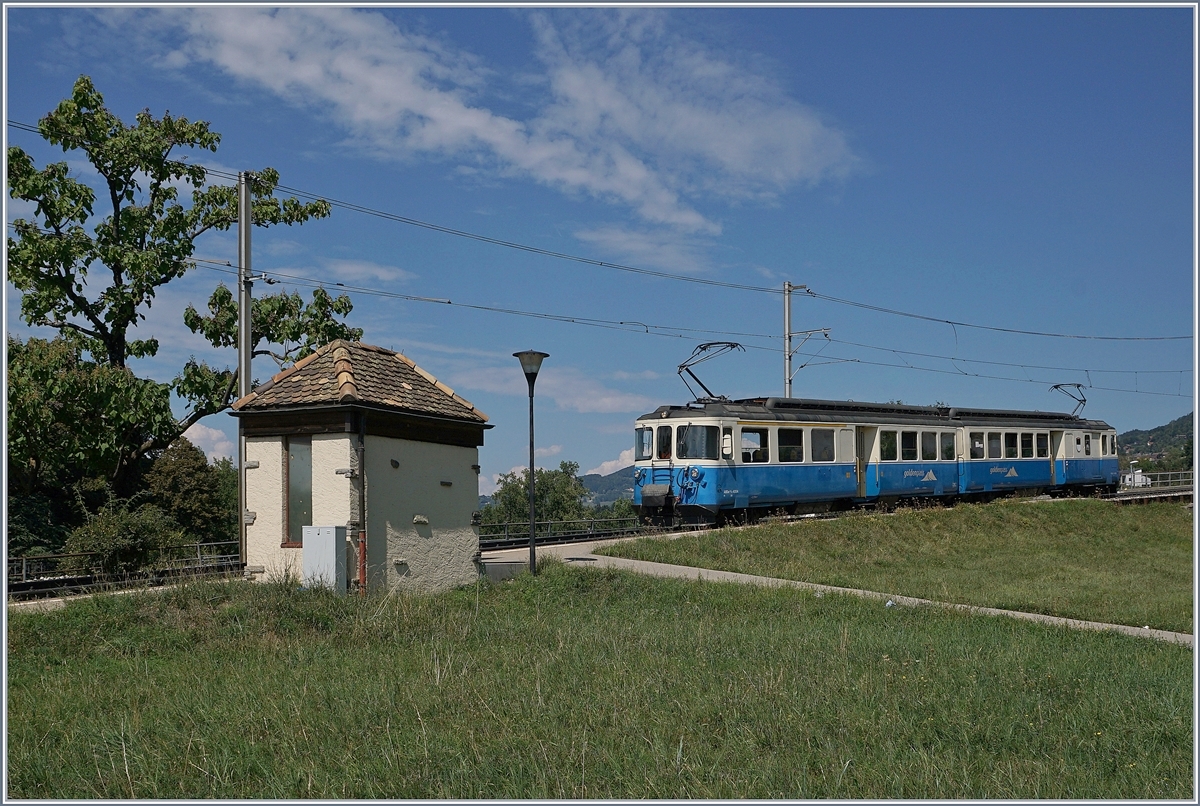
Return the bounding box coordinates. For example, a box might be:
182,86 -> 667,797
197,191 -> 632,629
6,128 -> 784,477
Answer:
513,350 -> 549,381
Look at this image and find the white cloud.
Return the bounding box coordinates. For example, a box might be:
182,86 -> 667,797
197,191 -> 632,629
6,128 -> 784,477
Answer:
586,448 -> 634,477
534,444 -> 563,458
161,8 -> 855,234
612,369 -> 660,380
184,422 -> 236,462
320,258 -> 416,284
573,226 -> 712,273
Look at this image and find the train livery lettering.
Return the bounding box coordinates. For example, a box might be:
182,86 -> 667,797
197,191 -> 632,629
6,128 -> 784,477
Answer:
990,466 -> 1019,476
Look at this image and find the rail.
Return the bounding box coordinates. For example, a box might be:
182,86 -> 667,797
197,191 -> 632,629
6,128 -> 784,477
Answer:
7,541 -> 242,600
478,517 -> 642,550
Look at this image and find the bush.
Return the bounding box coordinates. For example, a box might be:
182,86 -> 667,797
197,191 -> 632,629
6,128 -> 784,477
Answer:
63,499 -> 188,574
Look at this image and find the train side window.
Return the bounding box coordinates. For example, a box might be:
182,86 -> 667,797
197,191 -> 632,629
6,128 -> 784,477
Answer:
940,432 -> 956,461
635,427 -> 654,461
880,430 -> 898,461
987,432 -> 1002,459
1084,434 -> 1091,456
970,432 -> 985,460
1036,433 -> 1049,458
1004,433 -> 1018,459
741,428 -> 769,463
1101,434 -> 1108,455
811,428 -> 835,462
656,426 -> 672,460
721,427 -> 733,459
1020,433 -> 1033,459
921,432 -> 938,461
779,428 -> 804,462
901,431 -> 918,461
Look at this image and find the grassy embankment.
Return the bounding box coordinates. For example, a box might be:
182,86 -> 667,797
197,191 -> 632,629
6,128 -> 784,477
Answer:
7,560 -> 1193,799
598,499 -> 1194,634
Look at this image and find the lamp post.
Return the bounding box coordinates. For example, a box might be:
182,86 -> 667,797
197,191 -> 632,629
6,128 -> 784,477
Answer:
514,350 -> 549,575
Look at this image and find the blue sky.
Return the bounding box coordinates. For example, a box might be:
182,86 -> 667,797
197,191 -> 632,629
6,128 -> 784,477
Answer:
5,6 -> 1195,492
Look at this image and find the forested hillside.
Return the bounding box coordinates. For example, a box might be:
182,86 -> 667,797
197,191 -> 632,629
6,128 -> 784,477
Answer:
1119,412 -> 1193,471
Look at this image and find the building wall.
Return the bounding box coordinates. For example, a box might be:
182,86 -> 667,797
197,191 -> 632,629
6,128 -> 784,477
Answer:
243,436 -> 295,580
311,433 -> 356,579
365,434 -> 481,593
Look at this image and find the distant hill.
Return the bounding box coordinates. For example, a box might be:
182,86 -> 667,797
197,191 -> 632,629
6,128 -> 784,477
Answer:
580,465 -> 634,506
1119,412 -> 1192,471
1118,412 -> 1192,456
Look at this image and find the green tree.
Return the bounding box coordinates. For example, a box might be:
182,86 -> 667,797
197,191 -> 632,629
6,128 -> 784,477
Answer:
63,498 -> 187,574
148,436 -> 235,544
482,461 -> 591,525
7,75 -> 361,489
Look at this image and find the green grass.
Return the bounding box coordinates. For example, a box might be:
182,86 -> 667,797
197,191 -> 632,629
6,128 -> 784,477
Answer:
7,564 -> 1193,799
598,500 -> 1194,634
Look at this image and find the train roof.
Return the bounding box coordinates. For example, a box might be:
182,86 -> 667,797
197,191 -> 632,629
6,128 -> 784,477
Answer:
637,397 -> 1113,431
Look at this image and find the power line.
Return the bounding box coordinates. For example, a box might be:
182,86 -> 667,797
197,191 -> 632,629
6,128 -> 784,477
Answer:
186,259 -> 1192,399
8,116 -> 1193,346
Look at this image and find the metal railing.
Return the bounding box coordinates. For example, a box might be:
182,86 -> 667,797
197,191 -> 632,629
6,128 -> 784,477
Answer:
479,517 -> 641,550
7,541 -> 242,600
1119,470 -> 1193,491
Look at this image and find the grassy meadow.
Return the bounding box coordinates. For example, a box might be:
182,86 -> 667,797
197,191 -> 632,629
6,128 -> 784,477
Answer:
599,500 -> 1194,634
7,563 -> 1193,799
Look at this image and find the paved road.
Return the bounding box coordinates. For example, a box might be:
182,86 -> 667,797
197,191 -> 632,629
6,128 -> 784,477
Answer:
484,538 -> 1194,648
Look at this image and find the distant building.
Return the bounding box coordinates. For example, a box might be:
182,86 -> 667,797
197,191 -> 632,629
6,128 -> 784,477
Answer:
230,340 -> 490,593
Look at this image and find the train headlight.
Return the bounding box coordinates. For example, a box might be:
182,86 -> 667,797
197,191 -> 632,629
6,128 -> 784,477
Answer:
634,468 -> 644,482
689,467 -> 702,481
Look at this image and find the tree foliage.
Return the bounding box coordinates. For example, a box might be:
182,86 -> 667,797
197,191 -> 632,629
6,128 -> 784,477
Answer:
63,498 -> 188,574
481,461 -> 592,525
148,436 -> 236,544
6,75 -> 360,493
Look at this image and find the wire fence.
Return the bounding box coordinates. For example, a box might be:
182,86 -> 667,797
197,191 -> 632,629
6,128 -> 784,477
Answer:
1119,470 -> 1193,491
7,541 -> 242,600
478,517 -> 642,550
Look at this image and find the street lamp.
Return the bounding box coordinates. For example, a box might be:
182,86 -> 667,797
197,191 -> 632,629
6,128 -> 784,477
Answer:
514,350 -> 549,575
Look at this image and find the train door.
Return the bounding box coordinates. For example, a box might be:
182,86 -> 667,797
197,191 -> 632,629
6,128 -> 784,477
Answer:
1049,431 -> 1062,485
854,426 -> 872,498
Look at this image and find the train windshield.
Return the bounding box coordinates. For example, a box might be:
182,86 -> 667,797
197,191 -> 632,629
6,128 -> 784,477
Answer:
635,427 -> 654,461
677,425 -> 720,460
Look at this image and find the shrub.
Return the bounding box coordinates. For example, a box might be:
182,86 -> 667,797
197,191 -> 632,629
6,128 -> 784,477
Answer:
63,499 -> 188,574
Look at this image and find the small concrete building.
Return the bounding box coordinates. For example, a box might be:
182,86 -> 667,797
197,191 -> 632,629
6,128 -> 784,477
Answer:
230,340 -> 490,593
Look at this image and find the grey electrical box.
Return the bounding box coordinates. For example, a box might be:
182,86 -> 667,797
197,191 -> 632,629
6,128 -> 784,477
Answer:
302,525 -> 347,595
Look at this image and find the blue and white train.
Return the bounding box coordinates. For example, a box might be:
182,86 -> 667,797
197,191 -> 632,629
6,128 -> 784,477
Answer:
632,397 -> 1120,525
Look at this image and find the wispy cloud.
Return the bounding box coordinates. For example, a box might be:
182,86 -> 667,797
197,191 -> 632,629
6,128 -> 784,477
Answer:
321,258 -> 416,284
573,226 -> 712,274
612,369 -> 660,380
585,448 -> 634,476
157,7 -> 856,236
534,444 -> 563,458
446,364 -> 655,414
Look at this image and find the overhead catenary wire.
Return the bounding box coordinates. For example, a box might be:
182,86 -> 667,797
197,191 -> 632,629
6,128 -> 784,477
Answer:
5,212 -> 1193,396
184,259 -> 1192,399
9,119 -> 1185,342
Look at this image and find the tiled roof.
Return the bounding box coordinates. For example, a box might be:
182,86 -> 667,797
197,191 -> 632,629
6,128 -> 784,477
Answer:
231,340 -> 487,423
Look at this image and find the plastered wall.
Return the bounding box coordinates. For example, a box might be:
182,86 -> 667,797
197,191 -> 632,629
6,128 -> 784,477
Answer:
365,434 -> 481,593
243,436 -> 297,581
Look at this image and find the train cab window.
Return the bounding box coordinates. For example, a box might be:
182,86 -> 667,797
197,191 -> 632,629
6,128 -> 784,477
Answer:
721,427 -> 733,459
656,426 -> 672,460
741,429 -> 770,463
812,428 -> 836,462
1036,433 -> 1049,458
940,432 -> 956,461
635,427 -> 654,461
678,425 -> 720,460
987,432 -> 1002,459
1020,433 -> 1034,459
901,431 -> 918,461
880,430 -> 898,461
1004,433 -> 1018,459
779,428 -> 804,462
921,432 -> 938,461
1084,434 -> 1092,456
970,432 -> 985,460
1101,434 -> 1108,455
